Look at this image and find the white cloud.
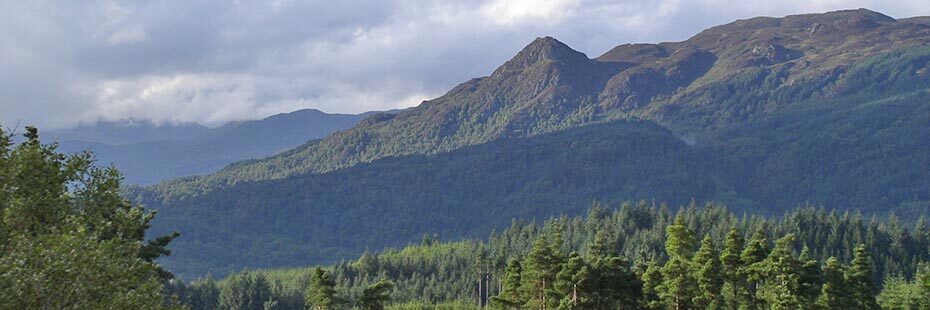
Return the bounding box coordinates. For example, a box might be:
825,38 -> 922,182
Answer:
2,0 -> 930,129
107,27 -> 146,45
481,0 -> 580,25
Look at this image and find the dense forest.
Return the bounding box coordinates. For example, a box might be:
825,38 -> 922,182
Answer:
165,201 -> 930,309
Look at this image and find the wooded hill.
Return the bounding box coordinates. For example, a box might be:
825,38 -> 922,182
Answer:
133,9 -> 930,277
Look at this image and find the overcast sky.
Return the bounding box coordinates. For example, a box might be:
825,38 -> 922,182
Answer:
3,0 -> 929,129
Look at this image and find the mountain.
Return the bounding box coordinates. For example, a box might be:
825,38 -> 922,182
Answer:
43,120 -> 210,145
134,9 -> 930,277
53,109 -> 373,184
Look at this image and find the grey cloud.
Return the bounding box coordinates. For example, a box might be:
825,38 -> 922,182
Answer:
3,0 -> 930,129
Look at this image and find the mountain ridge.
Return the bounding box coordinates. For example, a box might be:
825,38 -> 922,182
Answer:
149,8 -> 930,193
135,9 -> 930,277
56,109 -> 380,184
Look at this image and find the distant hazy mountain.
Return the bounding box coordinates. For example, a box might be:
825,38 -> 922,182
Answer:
51,109 -> 374,184
133,9 -> 930,277
43,120 -> 210,146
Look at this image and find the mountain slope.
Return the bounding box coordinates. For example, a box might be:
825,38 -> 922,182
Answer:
158,9 -> 930,192
136,9 -> 930,277
44,120 -> 210,145
58,109 -> 370,184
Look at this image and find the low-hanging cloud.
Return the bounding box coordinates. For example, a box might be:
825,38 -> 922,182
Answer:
2,0 -> 929,129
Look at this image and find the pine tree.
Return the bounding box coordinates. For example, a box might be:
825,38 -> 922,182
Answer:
591,256 -> 641,309
658,215 -> 699,310
817,257 -> 853,309
641,261 -> 664,310
493,259 -> 524,309
740,228 -> 770,309
719,228 -> 746,310
693,235 -> 723,309
554,252 -> 592,309
219,271 -> 276,310
759,234 -> 802,310
587,228 -> 616,259
305,267 -> 340,310
359,280 -> 394,310
847,245 -> 880,310
797,247 -> 821,306
521,234 -> 562,309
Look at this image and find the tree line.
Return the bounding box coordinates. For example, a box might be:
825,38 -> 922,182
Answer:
168,201 -> 930,309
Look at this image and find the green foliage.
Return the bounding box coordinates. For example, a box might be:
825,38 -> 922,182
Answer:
520,234 -> 561,309
0,126 -> 176,309
693,235 -> 723,309
493,259 -> 524,309
171,201 -> 930,309
848,245 -> 881,309
657,216 -> 699,309
360,280 -> 394,310
816,257 -> 853,309
219,271 -> 277,310
305,268 -> 341,310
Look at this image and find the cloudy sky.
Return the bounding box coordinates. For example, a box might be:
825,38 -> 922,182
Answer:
3,0 -> 929,129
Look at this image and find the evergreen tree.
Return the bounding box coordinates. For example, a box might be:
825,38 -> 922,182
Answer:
641,261 -> 664,310
740,228 -> 770,309
493,259 -> 524,309
188,277 -> 220,310
816,257 -> 853,309
219,271 -> 276,310
587,228 -> 615,259
797,247 -> 822,305
0,126 -> 175,309
847,245 -> 880,310
305,268 -> 340,310
758,234 -> 803,310
693,235 -> 723,309
554,252 -> 592,309
658,215 -> 699,309
521,234 -> 562,309
591,256 -> 641,309
719,228 -> 747,310
359,280 -> 394,310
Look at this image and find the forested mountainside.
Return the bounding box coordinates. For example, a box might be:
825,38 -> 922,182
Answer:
152,9 -> 930,190
166,202 -> 930,309
54,109 -> 371,184
134,9 -> 930,277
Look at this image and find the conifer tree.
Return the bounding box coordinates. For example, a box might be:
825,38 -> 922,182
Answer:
641,261 -> 664,310
493,259 -> 524,309
693,235 -> 723,309
305,267 -> 340,310
847,245 -> 880,310
521,234 -> 562,309
359,280 -> 394,310
554,252 -> 592,309
759,234 -> 802,310
797,247 -> 821,305
817,257 -> 853,309
719,228 -> 747,310
740,228 -> 770,309
658,215 -> 699,309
